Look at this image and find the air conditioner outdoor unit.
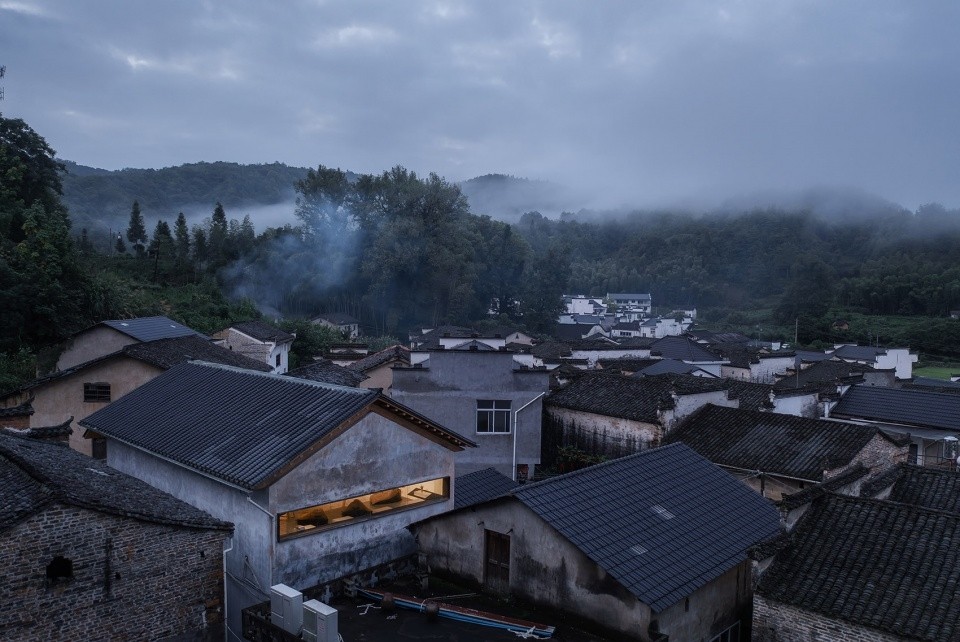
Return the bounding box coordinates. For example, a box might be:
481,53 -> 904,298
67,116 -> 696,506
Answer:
270,583 -> 303,635
303,599 -> 338,642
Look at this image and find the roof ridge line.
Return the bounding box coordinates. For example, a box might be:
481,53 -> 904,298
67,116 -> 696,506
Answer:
187,360 -> 373,395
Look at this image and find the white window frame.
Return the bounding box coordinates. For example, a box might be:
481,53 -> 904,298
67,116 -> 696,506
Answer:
476,400 -> 512,434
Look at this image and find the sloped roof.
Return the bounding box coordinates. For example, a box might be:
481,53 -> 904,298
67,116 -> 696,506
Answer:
830,344 -> 887,361
0,431 -> 231,533
515,443 -> 780,612
124,335 -> 273,372
871,464 -> 960,513
637,359 -> 711,377
651,336 -> 724,362
831,385 -> 960,432
905,376 -> 960,393
346,345 -> 411,373
454,467 -> 519,509
724,381 -> 776,412
287,359 -> 366,387
666,405 -> 892,481
81,362 -> 472,490
449,340 -> 498,351
757,494 -> 960,641
795,350 -> 834,363
229,320 -> 295,344
773,359 -> 868,391
546,372 -> 728,422
596,358 -> 660,373
101,316 -> 204,342
607,293 -> 651,301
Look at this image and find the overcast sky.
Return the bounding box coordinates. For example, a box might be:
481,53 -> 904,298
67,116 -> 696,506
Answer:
2,1 -> 958,210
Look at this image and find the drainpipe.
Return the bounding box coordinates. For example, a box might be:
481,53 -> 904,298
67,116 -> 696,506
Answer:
247,495 -> 275,588
223,536 -> 237,642
513,393 -> 546,482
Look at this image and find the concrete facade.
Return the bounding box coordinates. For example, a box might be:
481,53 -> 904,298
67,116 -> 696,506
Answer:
392,351 -> 550,479
0,503 -> 226,641
105,411 -> 457,641
414,498 -> 753,642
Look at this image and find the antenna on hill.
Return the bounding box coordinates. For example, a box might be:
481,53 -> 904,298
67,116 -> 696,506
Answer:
0,65 -> 5,101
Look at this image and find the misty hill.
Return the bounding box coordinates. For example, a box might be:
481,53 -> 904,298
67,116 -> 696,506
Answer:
459,174 -> 587,222
61,161 -> 311,231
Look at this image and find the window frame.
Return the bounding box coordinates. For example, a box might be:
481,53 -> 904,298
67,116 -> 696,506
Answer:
476,399 -> 512,434
276,476 -> 450,542
83,382 -> 111,403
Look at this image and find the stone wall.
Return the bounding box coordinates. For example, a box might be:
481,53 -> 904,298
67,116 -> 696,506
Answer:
754,596 -> 906,642
0,503 -> 226,641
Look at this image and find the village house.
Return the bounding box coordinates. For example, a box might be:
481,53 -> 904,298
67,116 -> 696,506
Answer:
830,384 -> 960,467
712,344 -> 795,383
0,335 -> 270,457
392,347 -> 550,480
0,431 -> 232,641
345,344 -> 411,391
752,491 -> 960,642
544,372 -> 735,459
606,291 -> 652,314
649,336 -> 728,376
212,319 -> 295,374
53,315 -> 205,372
413,443 -> 781,642
311,312 -> 361,339
829,344 -> 918,380
79,361 -> 474,639
665,405 -> 908,500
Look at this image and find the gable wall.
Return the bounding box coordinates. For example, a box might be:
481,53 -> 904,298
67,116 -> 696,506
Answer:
664,390 -> 736,435
32,358 -> 163,456
0,503 -> 225,641
414,499 -> 652,638
772,393 -> 819,418
268,411 -> 457,589
56,327 -> 135,371
828,433 -> 906,480
359,362 -> 397,391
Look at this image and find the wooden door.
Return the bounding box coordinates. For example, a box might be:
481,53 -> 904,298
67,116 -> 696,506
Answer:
484,530 -> 510,594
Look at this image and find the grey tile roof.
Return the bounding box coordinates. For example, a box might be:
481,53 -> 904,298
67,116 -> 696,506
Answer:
795,350 -> 834,363
724,381 -> 776,412
287,358 -> 366,387
905,376 -> 960,392
831,385 -> 960,432
651,336 -> 724,362
514,443 -> 780,612
830,344 -> 887,361
772,359 -> 867,391
596,357 -> 660,373
666,405 -> 890,481
0,431 -> 232,533
872,464 -> 960,513
81,362 -> 471,490
637,359 -> 709,377
101,316 -> 204,342
229,320 -> 295,344
547,372 -> 728,422
124,335 -> 273,371
551,324 -> 592,342
346,345 -> 410,373
454,468 -> 519,509
0,399 -> 33,419
757,494 -> 960,641
607,293 -> 651,301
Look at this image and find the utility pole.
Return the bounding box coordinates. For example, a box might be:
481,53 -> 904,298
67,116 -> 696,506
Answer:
0,65 -> 6,101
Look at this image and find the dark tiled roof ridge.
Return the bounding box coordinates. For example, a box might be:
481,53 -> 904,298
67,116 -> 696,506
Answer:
513,442 -> 688,496
777,464 -> 870,510
188,360 -> 371,396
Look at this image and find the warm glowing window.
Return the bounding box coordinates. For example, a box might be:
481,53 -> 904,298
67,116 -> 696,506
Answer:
277,477 -> 449,540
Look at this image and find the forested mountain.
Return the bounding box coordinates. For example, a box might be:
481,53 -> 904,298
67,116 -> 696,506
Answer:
6,112 -> 960,391
60,161 -> 312,233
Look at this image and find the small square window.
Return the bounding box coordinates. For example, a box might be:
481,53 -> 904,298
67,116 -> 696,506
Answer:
83,383 -> 111,403
477,400 -> 511,433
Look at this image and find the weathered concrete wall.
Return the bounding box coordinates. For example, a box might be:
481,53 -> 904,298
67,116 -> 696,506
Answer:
416,500 -> 752,642
107,441 -> 271,639
754,595 -> 905,642
569,348 -> 652,366
359,363 -> 395,391
57,327 -> 136,371
664,390 -> 734,434
415,499 -> 652,638
545,406 -> 660,459
269,412 -> 457,589
0,503 -> 225,641
752,357 -> 794,383
392,352 -> 549,477
31,358 -> 162,455
772,393 -> 819,418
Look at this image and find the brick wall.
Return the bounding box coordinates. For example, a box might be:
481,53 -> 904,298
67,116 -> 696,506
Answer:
754,595 -> 907,642
0,503 -> 226,641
